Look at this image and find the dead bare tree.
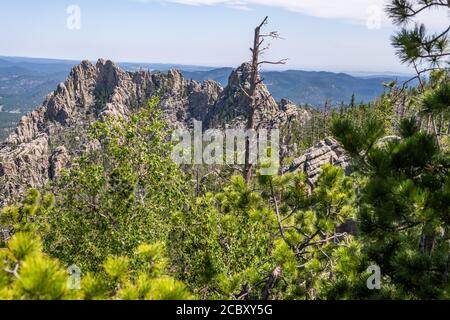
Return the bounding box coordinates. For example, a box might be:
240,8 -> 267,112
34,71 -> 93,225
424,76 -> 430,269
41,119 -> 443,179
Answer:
241,16 -> 288,183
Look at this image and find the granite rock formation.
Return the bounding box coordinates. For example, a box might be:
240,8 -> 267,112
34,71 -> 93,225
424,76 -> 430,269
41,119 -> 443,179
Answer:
283,138 -> 350,188
0,59 -> 318,207
0,59 -> 222,206
206,63 -> 280,129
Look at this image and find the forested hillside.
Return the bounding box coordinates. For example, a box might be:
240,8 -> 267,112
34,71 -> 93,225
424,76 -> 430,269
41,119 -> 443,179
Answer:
0,112 -> 22,141
182,68 -> 412,106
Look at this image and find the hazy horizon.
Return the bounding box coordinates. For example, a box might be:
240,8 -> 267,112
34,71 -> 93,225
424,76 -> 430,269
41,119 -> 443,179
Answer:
0,54 -> 416,77
0,0 -> 448,74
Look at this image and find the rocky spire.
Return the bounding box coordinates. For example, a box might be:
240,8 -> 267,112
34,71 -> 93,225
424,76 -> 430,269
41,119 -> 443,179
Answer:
205,62 -> 280,129
0,59 -> 222,207
0,60 -> 318,207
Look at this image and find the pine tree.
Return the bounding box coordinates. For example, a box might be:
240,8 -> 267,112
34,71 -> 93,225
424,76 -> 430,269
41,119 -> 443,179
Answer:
386,1 -> 449,145
0,232 -> 193,300
172,163 -> 357,300
0,188 -> 54,246
329,116 -> 450,299
387,0 -> 449,78
350,94 -> 356,108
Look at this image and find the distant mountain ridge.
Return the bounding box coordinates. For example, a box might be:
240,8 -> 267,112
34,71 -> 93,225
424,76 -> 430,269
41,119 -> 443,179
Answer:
181,68 -> 412,106
0,56 -> 413,112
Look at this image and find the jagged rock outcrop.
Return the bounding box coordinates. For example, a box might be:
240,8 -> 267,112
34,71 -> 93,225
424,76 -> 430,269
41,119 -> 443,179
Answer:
0,59 -> 223,207
188,80 -> 222,123
0,59 -> 313,207
205,63 -> 281,129
283,138 -> 350,188
278,99 -> 311,125
48,146 -> 70,180
0,134 -> 50,203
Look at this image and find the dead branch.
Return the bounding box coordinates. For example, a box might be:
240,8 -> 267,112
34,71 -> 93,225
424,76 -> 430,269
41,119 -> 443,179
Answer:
258,59 -> 288,66
262,266 -> 282,300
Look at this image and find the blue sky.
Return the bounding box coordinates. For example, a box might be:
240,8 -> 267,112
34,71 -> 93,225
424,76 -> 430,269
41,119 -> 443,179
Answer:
0,0 -> 447,73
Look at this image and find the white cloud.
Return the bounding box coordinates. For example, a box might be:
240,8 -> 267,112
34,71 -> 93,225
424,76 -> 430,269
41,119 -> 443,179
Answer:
142,0 -> 449,27
147,0 -> 387,22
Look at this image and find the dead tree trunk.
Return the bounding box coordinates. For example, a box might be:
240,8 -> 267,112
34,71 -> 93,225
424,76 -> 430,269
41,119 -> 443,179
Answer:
243,17 -> 266,183
242,16 -> 287,183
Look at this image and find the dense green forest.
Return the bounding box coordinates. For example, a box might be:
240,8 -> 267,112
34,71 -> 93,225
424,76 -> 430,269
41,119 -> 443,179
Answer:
0,0 -> 449,300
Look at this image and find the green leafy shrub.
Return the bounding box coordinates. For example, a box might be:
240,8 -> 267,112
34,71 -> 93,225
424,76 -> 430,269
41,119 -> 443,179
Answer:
0,233 -> 193,300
